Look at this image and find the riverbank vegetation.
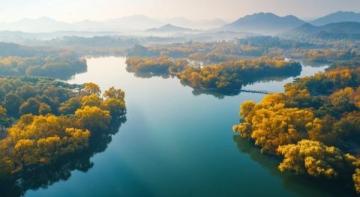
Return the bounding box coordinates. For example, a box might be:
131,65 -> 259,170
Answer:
127,36 -> 360,66
126,56 -> 302,96
0,78 -> 126,187
126,56 -> 187,77
233,66 -> 360,194
0,54 -> 87,80
177,57 -> 301,95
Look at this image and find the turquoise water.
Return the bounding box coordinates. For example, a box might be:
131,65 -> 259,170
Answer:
24,57 -> 345,197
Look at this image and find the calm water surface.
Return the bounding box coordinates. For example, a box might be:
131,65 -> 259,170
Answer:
25,57 -> 343,197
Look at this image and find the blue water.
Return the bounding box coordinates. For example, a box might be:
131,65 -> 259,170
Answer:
24,57 -> 338,197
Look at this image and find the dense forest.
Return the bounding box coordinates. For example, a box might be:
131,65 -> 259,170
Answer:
177,57 -> 301,95
127,36 -> 360,65
233,66 -> 360,194
126,56 -> 188,77
0,55 -> 86,80
126,55 -> 301,96
0,78 -> 126,195
0,43 -> 87,80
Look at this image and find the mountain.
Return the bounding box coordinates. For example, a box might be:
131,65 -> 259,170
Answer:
0,17 -> 71,33
0,42 -> 41,56
222,12 -> 305,35
0,16 -> 225,33
311,11 -> 360,26
0,15 -> 163,33
147,24 -> 193,32
166,18 -> 226,29
284,22 -> 360,40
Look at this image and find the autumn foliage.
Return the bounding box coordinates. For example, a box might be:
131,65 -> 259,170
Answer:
233,66 -> 360,193
177,57 -> 301,94
0,79 -> 126,177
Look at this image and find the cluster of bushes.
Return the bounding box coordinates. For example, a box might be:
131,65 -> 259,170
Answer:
233,66 -> 360,194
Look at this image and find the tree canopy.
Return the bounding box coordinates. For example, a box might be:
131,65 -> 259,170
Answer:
0,77 -> 126,181
233,66 -> 360,193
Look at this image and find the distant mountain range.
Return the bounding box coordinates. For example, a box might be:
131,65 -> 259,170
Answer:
222,12 -> 305,35
311,11 -> 360,26
284,22 -> 360,40
147,24 -> 194,33
220,11 -> 360,36
166,18 -> 226,30
0,16 -> 225,33
1,11 -> 360,38
0,16 -> 162,33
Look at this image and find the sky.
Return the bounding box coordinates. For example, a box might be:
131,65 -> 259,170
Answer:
0,0 -> 359,22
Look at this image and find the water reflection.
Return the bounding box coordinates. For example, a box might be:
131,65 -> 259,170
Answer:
183,70 -> 301,99
130,72 -> 172,79
130,67 -> 302,99
232,135 -> 357,197
0,63 -> 87,81
0,117 -> 126,197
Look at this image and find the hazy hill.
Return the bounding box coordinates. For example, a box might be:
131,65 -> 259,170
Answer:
311,11 -> 360,26
0,42 -> 42,56
166,18 -> 226,29
147,24 -> 194,32
0,15 -> 162,33
284,22 -> 360,40
0,16 -> 226,33
0,17 -> 71,33
222,12 -> 305,35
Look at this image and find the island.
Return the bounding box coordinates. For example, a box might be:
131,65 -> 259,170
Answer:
177,57 -> 301,95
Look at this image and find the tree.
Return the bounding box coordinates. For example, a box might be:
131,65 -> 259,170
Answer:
19,98 -> 40,115
81,94 -> 102,107
354,169 -> 360,193
104,87 -> 125,100
0,114 -> 91,172
0,105 -> 10,128
102,98 -> 126,118
234,94 -> 315,153
83,83 -> 101,96
39,103 -> 52,115
277,140 -> 345,177
59,97 -> 81,115
4,93 -> 22,116
75,106 -> 110,134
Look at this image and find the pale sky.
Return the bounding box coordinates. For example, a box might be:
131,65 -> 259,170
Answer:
0,0 -> 359,22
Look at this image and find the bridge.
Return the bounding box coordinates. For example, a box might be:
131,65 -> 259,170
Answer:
240,89 -> 274,94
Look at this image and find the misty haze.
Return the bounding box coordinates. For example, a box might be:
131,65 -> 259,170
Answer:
0,1 -> 359,197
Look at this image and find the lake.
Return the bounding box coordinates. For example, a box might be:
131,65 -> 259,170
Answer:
25,57 -> 348,197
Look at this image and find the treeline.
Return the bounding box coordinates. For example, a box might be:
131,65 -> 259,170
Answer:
0,78 -> 126,181
0,54 -> 87,80
127,37 -> 360,66
233,66 -> 360,194
289,48 -> 359,64
126,56 -> 301,96
177,57 -> 301,95
126,56 -> 187,77
128,41 -> 268,63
